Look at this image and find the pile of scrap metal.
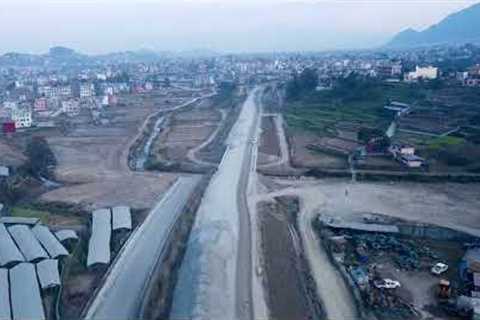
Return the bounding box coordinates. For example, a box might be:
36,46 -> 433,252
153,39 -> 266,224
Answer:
350,233 -> 439,270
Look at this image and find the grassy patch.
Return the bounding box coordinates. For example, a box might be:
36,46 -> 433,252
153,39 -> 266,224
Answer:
11,206 -> 50,223
422,136 -> 465,151
283,82 -> 425,136
11,202 -> 86,225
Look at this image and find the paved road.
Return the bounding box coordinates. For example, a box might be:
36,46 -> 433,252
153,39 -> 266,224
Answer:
85,176 -> 201,320
171,88 -> 259,320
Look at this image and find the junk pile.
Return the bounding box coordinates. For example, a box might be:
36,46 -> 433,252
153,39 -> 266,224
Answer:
347,233 -> 439,271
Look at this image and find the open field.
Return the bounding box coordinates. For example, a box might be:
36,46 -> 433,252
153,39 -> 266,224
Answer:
258,115 -> 281,165
39,93 -> 188,209
0,139 -> 27,167
150,99 -> 223,165
288,130 -> 349,169
260,177 -> 480,237
282,81 -> 480,173
258,196 -> 323,320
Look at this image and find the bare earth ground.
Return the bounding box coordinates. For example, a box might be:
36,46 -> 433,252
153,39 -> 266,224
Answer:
258,197 -> 323,320
258,115 -> 281,165
40,95 -> 180,210
262,177 -> 480,236
0,139 -> 27,167
152,100 -> 222,163
289,130 -> 348,169
255,175 -> 480,319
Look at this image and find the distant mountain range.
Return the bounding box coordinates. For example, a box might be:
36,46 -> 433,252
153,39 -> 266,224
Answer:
0,47 -> 221,67
387,3 -> 480,48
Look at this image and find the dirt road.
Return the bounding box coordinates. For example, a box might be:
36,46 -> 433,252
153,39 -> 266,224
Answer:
186,109 -> 227,167
297,190 -> 359,320
256,182 -> 358,320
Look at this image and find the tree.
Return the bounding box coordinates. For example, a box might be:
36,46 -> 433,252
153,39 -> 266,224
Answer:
23,137 -> 56,178
358,128 -> 385,144
298,68 -> 319,92
285,74 -> 301,101
285,68 -> 319,101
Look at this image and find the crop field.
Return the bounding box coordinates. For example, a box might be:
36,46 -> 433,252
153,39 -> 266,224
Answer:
282,80 -> 480,173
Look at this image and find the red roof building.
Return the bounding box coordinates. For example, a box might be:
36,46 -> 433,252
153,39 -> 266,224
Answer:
2,122 -> 16,134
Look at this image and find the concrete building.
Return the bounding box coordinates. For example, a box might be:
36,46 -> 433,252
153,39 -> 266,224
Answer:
62,99 -> 80,116
406,66 -> 438,81
79,83 -> 95,98
34,98 -> 48,112
11,108 -> 32,128
0,166 -> 9,177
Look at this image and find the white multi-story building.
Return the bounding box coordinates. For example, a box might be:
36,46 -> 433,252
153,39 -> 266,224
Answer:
79,83 -> 95,98
406,66 -> 438,81
59,85 -> 72,97
62,99 -> 81,116
11,108 -> 32,128
3,101 -> 17,110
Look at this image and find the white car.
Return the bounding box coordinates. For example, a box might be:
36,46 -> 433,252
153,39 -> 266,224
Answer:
374,279 -> 401,289
431,263 -> 449,275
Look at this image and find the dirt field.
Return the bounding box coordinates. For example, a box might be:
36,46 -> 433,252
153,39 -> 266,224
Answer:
258,116 -> 281,165
288,130 -> 349,169
151,100 -> 222,164
258,196 -> 323,320
260,177 -> 480,238
40,94 -> 183,210
0,138 -> 27,167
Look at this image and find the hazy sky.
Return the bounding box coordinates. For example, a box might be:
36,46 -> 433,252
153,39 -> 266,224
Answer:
1,0 -> 479,54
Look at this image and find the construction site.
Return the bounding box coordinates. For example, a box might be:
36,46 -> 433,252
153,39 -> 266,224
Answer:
2,83 -> 480,320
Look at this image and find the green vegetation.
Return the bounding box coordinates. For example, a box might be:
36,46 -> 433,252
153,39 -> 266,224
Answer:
24,136 -> 57,178
284,74 -> 426,135
11,206 -> 50,223
10,202 -> 86,225
422,136 -> 465,151
417,136 -> 480,168
285,68 -> 319,101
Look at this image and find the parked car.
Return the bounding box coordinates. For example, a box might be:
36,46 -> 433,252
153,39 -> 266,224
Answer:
374,279 -> 401,289
431,263 -> 449,275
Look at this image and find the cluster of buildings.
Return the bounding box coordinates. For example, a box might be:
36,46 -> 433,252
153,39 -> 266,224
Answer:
1,44 -> 480,134
0,78 -> 126,133
457,64 -> 480,87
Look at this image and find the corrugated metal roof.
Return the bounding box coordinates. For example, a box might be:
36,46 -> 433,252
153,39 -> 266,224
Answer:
55,229 -> 79,242
0,268 -> 11,320
0,224 -> 24,267
112,206 -> 132,231
36,259 -> 61,290
9,263 -> 45,320
32,225 -> 69,258
0,217 -> 40,225
0,166 -> 9,177
87,209 -> 112,267
474,273 -> 480,287
8,225 -> 48,262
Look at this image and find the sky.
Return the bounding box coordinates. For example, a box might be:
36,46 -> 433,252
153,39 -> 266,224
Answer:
0,0 -> 479,54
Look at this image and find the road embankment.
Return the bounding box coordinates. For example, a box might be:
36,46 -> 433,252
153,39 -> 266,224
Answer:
140,173 -> 212,320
